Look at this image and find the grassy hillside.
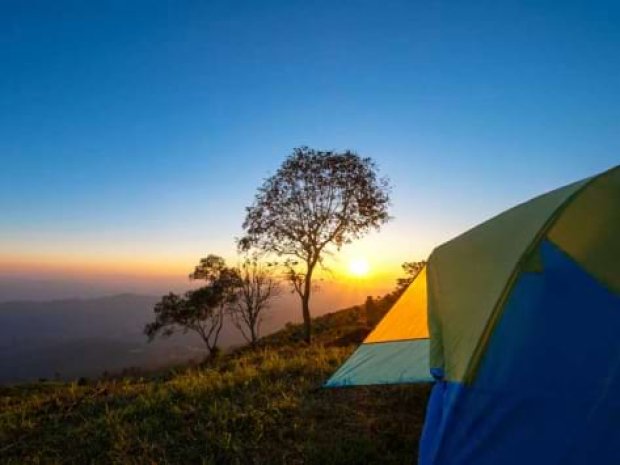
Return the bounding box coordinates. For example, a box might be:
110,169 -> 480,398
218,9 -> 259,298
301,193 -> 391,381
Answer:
0,302 -> 431,465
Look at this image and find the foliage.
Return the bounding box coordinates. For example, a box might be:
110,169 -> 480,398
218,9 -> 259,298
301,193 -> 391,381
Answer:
144,289 -> 226,357
190,254 -> 226,280
146,254 -> 281,355
1,305 -> 430,465
240,147 -> 391,342
190,254 -> 240,304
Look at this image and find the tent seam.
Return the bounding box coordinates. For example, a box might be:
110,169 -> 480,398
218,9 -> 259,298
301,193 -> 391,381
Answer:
462,164 -> 619,385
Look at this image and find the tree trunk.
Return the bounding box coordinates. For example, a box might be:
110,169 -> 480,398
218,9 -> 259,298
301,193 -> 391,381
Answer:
250,321 -> 257,346
200,338 -> 215,363
301,259 -> 317,343
301,293 -> 311,343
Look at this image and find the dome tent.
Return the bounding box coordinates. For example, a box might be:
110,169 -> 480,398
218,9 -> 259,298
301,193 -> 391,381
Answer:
325,165 -> 619,465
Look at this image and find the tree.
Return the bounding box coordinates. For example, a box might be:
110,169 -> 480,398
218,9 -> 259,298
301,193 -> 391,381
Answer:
230,256 -> 280,345
190,255 -> 239,295
144,288 -> 227,358
145,254 -> 239,358
240,147 -> 391,342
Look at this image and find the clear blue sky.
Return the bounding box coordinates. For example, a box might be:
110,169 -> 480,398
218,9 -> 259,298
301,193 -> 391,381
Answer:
1,1 -> 618,292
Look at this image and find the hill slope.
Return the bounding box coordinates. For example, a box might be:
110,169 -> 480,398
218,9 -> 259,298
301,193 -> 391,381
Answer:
0,303 -> 431,465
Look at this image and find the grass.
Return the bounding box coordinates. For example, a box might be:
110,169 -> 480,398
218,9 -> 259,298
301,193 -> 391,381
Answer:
0,301 -> 430,464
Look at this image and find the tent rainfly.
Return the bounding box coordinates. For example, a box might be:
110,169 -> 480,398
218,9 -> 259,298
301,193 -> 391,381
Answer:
325,165 -> 620,465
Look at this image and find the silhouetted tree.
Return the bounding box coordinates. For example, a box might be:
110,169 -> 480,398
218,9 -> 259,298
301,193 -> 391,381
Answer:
145,255 -> 239,357
230,256 -> 280,345
144,288 -> 226,357
240,147 -> 391,342
191,255 -> 241,298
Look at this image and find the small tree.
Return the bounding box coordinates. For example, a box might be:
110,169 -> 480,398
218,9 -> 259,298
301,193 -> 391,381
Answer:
144,288 -> 227,357
240,147 -> 391,343
230,256 -> 280,345
145,254 -> 239,358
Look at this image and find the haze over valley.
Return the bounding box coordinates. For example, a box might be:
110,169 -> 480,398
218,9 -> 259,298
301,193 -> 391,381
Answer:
0,279 -> 386,383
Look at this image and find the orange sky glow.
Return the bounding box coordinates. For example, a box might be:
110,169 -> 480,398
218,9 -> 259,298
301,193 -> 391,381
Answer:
0,227 -> 430,300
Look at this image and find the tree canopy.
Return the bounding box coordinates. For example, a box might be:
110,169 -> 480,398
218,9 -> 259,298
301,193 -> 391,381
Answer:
240,147 -> 391,342
144,287 -> 227,357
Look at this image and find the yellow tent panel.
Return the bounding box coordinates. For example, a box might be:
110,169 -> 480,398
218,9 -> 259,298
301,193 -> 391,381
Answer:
365,266 -> 429,343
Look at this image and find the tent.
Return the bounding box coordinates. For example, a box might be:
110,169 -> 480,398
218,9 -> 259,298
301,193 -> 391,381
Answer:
325,165 -> 619,464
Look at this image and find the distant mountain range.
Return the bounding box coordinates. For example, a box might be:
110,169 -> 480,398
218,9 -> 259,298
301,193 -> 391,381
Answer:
0,294 -> 216,383
0,285 -> 375,383
0,276 -> 189,302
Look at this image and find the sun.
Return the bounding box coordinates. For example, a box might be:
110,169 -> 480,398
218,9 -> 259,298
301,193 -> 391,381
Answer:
348,258 -> 370,277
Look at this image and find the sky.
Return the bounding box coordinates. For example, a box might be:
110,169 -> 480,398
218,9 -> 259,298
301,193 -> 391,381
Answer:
1,0 -> 618,300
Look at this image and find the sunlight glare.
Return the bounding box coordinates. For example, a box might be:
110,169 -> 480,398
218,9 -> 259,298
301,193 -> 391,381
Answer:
348,258 -> 370,277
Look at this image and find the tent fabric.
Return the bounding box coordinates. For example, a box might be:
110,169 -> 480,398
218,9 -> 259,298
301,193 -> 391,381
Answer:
325,267 -> 432,386
325,164 -> 619,464
324,339 -> 432,386
420,239 -> 620,465
548,166 -> 620,294
421,166 -> 620,464
426,176 -> 589,382
365,266 -> 429,343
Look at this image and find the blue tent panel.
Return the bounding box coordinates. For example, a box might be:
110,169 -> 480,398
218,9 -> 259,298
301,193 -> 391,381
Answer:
324,338 -> 432,387
420,240 -> 620,465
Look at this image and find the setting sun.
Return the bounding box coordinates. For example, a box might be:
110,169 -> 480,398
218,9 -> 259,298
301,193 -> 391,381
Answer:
348,258 -> 370,277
